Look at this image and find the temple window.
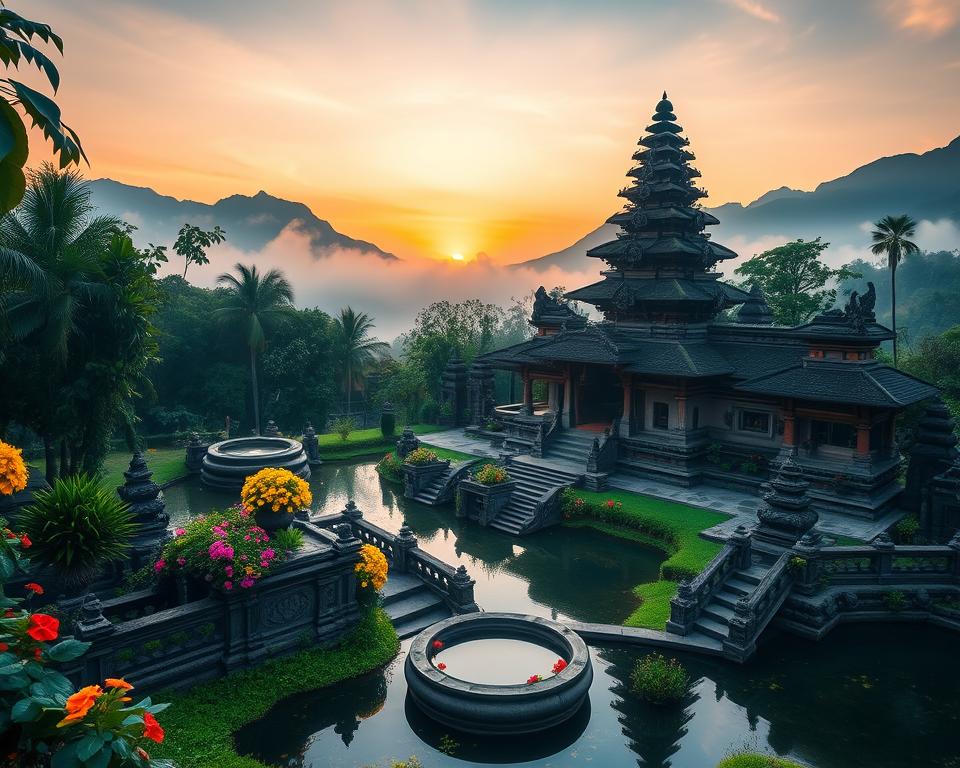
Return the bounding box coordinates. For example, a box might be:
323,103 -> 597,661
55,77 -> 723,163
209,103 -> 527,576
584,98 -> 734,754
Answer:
737,410 -> 771,435
810,419 -> 856,448
653,402 -> 669,430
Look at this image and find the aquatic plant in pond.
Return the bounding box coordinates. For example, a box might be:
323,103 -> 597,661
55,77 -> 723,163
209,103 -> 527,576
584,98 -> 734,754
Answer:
630,652 -> 690,705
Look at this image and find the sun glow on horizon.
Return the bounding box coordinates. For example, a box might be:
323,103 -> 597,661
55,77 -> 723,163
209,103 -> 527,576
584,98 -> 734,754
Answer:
451,252 -> 465,261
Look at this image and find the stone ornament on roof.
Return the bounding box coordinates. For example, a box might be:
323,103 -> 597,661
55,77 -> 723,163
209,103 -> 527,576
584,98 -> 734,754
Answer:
530,286 -> 586,330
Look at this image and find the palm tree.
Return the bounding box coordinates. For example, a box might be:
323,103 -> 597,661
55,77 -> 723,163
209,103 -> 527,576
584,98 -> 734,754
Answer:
333,307 -> 389,415
871,214 -> 920,367
214,263 -> 294,434
0,164 -> 120,481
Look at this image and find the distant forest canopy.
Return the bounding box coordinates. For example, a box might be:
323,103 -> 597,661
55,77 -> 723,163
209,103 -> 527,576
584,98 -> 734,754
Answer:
837,250 -> 960,342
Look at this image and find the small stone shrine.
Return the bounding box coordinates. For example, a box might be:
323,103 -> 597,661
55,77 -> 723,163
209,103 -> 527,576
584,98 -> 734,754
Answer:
116,452 -> 170,571
754,458 -> 818,548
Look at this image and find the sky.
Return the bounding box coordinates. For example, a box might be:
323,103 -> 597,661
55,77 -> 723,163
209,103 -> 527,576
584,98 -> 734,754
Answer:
20,0 -> 960,268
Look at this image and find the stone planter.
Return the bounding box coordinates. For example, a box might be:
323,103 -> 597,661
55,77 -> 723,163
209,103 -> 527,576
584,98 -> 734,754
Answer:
254,508 -> 294,532
457,479 -> 515,526
401,459 -> 450,499
405,612 -> 592,735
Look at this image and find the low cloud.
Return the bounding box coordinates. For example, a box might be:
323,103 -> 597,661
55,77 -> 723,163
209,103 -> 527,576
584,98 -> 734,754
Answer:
724,0 -> 781,23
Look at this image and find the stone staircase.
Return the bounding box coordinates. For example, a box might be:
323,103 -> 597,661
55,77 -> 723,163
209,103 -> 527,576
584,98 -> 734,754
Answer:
689,563 -> 770,643
488,457 -> 582,535
382,572 -> 453,639
542,428 -> 597,468
409,460 -> 479,506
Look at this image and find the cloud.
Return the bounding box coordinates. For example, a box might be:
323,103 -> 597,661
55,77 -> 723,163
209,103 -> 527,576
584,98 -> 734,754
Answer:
724,0 -> 781,22
893,0 -> 959,34
915,217 -> 960,251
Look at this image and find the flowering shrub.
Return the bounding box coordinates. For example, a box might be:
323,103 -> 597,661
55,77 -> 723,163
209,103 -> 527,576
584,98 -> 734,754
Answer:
473,463 -> 510,485
375,452 -> 403,483
0,440 -> 28,496
630,653 -> 690,705
0,508 -> 170,765
241,467 -> 312,515
355,544 -> 388,591
158,506 -> 300,590
404,447 -> 439,466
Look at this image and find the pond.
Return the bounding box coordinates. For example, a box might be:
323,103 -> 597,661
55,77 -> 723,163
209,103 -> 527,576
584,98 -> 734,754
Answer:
234,623 -> 960,768
163,460 -> 665,625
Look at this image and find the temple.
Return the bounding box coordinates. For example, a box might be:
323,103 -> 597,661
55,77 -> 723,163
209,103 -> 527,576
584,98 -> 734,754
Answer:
477,93 -> 938,519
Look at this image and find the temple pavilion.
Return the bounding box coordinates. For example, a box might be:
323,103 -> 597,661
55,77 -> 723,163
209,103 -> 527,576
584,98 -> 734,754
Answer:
477,93 -> 938,519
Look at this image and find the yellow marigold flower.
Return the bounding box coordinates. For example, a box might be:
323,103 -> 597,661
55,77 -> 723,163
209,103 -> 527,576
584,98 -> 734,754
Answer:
0,441 -> 29,497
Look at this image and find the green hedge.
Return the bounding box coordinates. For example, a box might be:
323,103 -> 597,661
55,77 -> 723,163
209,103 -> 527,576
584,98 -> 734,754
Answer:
153,608 -> 398,768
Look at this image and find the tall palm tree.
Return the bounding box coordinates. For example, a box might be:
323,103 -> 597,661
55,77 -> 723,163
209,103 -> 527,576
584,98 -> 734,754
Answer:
0,164 -> 120,481
214,263 -> 294,435
871,214 -> 920,367
333,307 -> 389,415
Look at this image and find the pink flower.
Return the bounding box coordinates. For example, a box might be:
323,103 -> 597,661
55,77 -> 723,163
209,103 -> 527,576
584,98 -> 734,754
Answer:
174,528 -> 186,537
153,559 -> 166,573
224,566 -> 233,577
240,555 -> 248,562
176,557 -> 186,566
244,535 -> 251,541
261,548 -> 275,560
260,561 -> 269,568
240,577 -> 255,589
223,580 -> 233,590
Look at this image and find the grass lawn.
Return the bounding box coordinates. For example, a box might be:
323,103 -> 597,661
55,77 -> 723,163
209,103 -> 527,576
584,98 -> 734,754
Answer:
32,446 -> 188,489
317,423 -> 446,461
154,608 -> 398,768
562,487 -> 727,630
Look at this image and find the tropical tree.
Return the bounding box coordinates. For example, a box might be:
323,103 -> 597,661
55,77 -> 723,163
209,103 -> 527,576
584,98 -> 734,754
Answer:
174,222 -> 227,279
333,307 -> 389,415
871,214 -> 920,367
733,238 -> 861,326
214,263 -> 295,435
1,3 -> 86,215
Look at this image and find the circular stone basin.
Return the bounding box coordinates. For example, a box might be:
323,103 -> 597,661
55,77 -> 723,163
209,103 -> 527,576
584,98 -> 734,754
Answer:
404,612 -> 592,736
200,436 -> 310,491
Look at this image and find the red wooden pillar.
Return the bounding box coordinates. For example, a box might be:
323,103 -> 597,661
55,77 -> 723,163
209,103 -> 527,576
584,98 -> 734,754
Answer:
856,422 -> 870,456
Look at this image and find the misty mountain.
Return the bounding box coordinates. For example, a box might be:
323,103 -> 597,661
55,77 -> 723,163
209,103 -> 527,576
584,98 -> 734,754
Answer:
89,179 -> 395,260
517,135 -> 960,272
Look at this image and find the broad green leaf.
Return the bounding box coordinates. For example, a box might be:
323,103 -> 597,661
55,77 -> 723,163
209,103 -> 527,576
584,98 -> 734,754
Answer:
46,638 -> 90,662
51,740 -> 82,768
8,79 -> 86,167
75,733 -> 103,762
11,696 -> 41,722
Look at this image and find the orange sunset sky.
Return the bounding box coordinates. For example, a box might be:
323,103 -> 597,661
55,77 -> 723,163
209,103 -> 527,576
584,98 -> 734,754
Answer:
22,0 -> 960,264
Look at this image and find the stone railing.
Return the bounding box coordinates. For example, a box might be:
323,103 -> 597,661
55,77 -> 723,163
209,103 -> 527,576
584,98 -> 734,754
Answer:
519,483 -> 568,535
531,410 -> 561,459
315,501 -> 479,614
434,459 -> 484,504
724,551 -> 795,662
401,457 -> 451,499
62,521 -> 362,693
667,525 -> 752,636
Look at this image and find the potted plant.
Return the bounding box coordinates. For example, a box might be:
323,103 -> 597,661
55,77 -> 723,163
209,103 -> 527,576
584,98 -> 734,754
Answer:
240,467 -> 312,531
400,447 -> 450,499
458,463 -> 516,526
19,474 -> 137,599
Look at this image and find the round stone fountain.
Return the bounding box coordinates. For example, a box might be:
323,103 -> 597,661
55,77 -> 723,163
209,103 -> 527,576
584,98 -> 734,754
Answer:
200,436 -> 311,491
404,612 -> 592,735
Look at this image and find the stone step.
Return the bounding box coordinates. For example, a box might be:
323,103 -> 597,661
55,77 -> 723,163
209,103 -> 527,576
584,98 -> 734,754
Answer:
725,577 -> 757,596
694,615 -> 730,641
381,573 -> 428,605
384,589 -> 446,624
507,464 -> 577,481
393,605 -> 453,640
738,565 -> 768,585
701,602 -> 735,624
489,519 -> 523,534
713,590 -> 743,610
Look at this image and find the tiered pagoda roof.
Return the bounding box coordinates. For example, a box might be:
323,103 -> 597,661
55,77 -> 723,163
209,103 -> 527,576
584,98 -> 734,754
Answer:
572,92 -> 744,322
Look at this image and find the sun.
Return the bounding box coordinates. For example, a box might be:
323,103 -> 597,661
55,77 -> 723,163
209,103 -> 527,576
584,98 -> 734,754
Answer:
451,252 -> 465,261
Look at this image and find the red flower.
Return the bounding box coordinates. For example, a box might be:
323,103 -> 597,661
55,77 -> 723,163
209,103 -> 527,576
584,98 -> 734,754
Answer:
26,613 -> 59,642
0,643 -> 8,652
436,662 -> 446,671
143,712 -> 165,743
552,658 -> 568,674
606,500 -> 615,508
432,640 -> 444,650
526,674 -> 542,685
24,583 -> 43,596
19,535 -> 31,549
33,648 -> 41,660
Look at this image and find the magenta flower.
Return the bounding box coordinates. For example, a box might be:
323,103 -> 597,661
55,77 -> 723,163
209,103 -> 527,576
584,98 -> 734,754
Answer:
223,580 -> 233,590
153,559 -> 165,573
240,577 -> 255,589
224,565 -> 234,577
174,528 -> 186,537
176,557 -> 186,566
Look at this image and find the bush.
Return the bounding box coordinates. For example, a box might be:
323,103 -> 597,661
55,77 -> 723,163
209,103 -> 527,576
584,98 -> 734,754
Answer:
380,410 -> 396,438
333,417 -> 355,441
404,447 -> 439,466
893,515 -> 920,544
419,399 -> 439,424
630,652 -> 690,705
717,752 -> 806,768
157,506 -> 302,591
883,590 -> 908,611
272,527 -> 304,555
474,463 -> 510,485
376,452 -> 403,483
20,475 -> 137,592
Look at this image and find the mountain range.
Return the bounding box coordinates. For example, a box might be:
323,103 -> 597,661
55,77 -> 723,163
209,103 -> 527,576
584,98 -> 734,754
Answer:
88,179 -> 395,260
517,134 -> 960,271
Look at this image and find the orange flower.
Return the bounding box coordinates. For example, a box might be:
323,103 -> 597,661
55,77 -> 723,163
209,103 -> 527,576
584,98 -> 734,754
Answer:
26,613 -> 59,642
105,678 -> 133,692
58,685 -> 103,726
143,711 -> 164,743
24,582 -> 43,596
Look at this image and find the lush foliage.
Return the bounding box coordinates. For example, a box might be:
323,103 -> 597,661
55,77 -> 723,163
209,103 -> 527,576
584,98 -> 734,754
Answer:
157,506 -> 299,591
151,608 -> 398,768
871,214 -> 919,366
560,488 -> 725,629
0,4 -> 86,215
404,447 -> 439,466
0,439 -> 27,495
630,653 -> 690,705
0,465 -> 171,766
716,753 -> 806,768
375,452 -> 403,483
332,417 -> 354,441
355,543 -> 388,592
733,238 -> 861,326
893,515 -> 920,544
240,467 -> 311,516
20,474 -> 136,591
332,306 -> 390,414
473,463 -> 510,485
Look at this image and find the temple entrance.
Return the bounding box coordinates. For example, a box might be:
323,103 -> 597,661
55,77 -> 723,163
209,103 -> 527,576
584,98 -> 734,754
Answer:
576,365 -> 623,428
